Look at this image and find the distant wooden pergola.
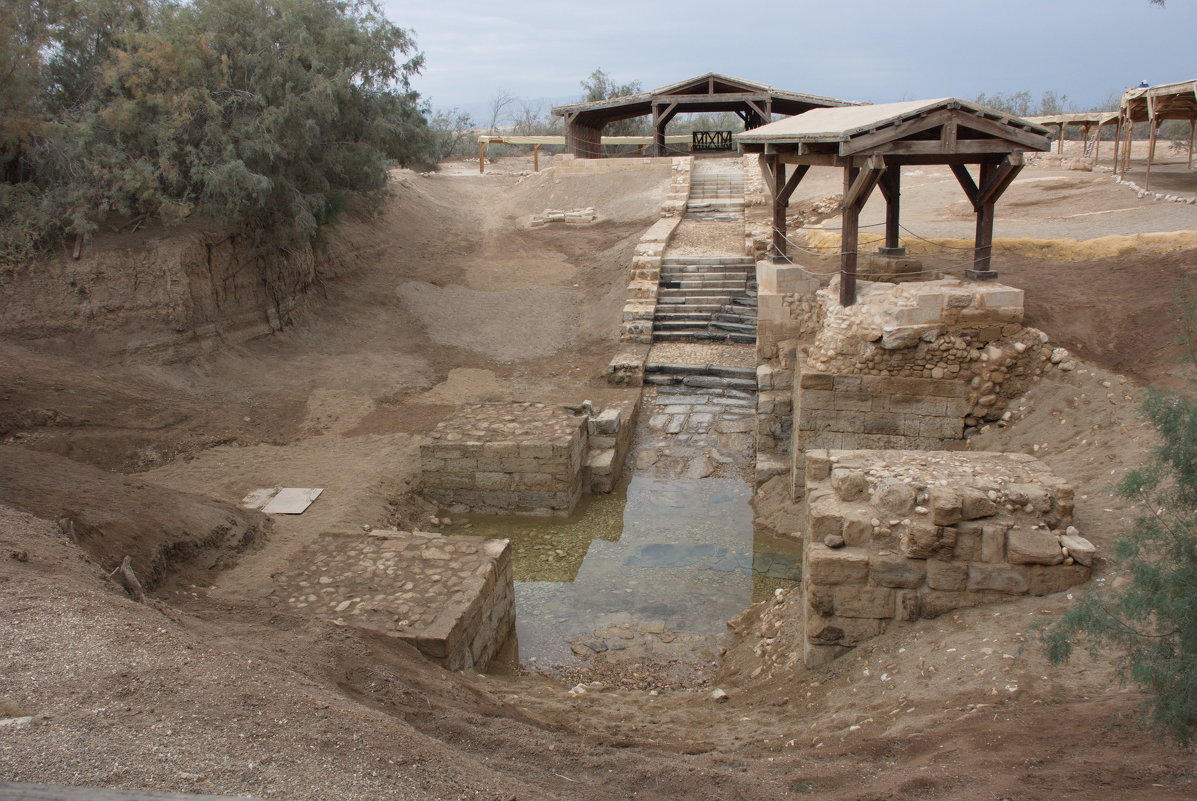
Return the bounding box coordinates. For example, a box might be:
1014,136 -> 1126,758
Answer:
1116,79 -> 1197,191
552,73 -> 854,158
1025,111 -> 1120,162
738,98 -> 1050,306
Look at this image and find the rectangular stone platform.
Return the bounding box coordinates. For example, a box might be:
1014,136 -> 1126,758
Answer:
421,401 -> 587,516
273,530 -> 514,671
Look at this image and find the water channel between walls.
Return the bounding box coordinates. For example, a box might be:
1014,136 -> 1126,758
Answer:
455,383 -> 803,679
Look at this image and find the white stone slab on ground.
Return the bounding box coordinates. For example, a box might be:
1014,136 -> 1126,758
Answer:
241,487 -> 324,514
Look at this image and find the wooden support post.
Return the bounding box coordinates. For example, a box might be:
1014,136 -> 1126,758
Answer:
841,163 -> 860,307
771,158 -> 787,263
767,160 -> 810,263
1189,119 -> 1195,171
1146,120 -> 1158,192
1057,123 -> 1065,155
878,166 -> 902,252
533,143 -> 540,172
836,156 -> 883,307
479,140 -> 486,174
1122,116 -> 1135,175
1094,122 -> 1102,163
970,162 -> 996,279
1113,116 -> 1123,176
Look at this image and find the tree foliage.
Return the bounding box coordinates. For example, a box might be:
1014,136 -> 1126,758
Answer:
1042,286 -> 1197,744
1,0 -> 432,264
582,68 -> 646,136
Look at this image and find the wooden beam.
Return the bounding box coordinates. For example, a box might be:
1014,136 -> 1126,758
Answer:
650,92 -> 769,104
854,140 -> 1026,156
479,139 -> 486,174
779,164 -> 810,205
950,164 -> 979,205
840,109 -> 956,155
533,143 -> 540,172
844,157 -> 884,210
967,162 -> 998,279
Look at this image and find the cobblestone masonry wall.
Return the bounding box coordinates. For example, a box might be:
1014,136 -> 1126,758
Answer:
275,530 -> 514,671
620,157 -> 693,344
800,449 -> 1094,667
781,277 -> 1079,495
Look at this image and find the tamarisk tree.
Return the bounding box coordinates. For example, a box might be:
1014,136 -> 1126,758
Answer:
1042,289 -> 1197,744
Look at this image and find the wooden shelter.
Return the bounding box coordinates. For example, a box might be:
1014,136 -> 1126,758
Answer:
738,98 -> 1050,306
552,73 -> 853,158
1116,79 -> 1197,190
1026,111 -> 1119,162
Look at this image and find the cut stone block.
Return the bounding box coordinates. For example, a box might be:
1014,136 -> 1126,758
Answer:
805,544 -> 870,586
1006,527 -> 1064,566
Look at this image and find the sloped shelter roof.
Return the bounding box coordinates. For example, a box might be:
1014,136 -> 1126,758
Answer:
738,98 -> 1051,305
1121,79 -> 1197,122
552,72 -> 855,158
552,72 -> 853,122
737,97 -> 1049,158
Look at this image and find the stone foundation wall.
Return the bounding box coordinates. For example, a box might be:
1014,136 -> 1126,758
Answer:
585,396 -> 640,493
801,449 -> 1094,667
421,402 -> 587,516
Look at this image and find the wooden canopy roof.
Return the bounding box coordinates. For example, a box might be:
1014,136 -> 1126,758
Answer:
737,97 -> 1050,162
552,72 -> 854,157
552,72 -> 852,123
738,98 -> 1050,305
1121,79 -> 1197,123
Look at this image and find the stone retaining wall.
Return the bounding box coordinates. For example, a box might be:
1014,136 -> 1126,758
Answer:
619,157 -> 693,343
275,530 -> 515,671
552,154 -> 677,176
800,449 -> 1094,667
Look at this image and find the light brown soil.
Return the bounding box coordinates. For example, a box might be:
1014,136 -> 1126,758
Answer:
2,156 -> 1196,800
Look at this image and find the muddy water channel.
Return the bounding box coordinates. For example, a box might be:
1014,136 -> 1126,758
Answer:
459,384 -> 802,680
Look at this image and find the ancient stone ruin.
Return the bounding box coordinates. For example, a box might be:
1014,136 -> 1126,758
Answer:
801,449 -> 1092,667
275,530 -> 514,671
419,399 -> 636,516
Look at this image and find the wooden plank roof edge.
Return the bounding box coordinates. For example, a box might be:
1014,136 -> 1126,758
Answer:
735,97 -> 1051,144
1025,111 -> 1120,126
477,134 -> 691,145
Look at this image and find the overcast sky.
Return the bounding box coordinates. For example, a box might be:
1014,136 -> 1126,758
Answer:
383,0 -> 1196,118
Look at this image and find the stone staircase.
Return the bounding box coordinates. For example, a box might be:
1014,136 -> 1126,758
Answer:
685,172 -> 745,221
653,256 -> 758,344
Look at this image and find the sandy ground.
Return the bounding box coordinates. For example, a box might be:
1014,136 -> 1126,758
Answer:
2,152 -> 1197,799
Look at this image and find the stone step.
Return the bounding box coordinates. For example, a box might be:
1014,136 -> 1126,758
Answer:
644,363 -> 757,380
714,312 -> 756,325
732,296 -> 758,308
658,290 -> 738,301
654,319 -> 714,331
660,257 -> 755,266
710,320 -> 756,334
661,280 -> 748,292
653,303 -> 724,314
654,311 -> 713,322
650,333 -> 756,346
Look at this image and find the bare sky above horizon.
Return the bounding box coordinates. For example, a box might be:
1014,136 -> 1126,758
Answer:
382,0 -> 1196,117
